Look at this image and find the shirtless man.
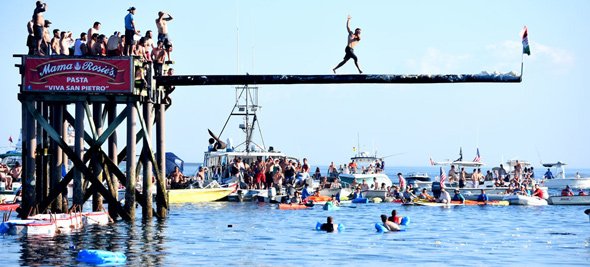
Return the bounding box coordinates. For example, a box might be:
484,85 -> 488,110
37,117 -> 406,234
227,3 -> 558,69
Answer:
156,11 -> 173,42
381,214 -> 401,231
50,29 -> 60,55
32,1 -> 47,55
319,216 -> 337,233
87,22 -> 101,47
333,15 -> 363,74
6,162 -> 22,190
169,166 -> 184,188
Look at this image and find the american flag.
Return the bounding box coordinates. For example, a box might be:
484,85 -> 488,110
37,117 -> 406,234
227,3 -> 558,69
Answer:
398,174 -> 406,191
439,167 -> 447,189
472,148 -> 481,162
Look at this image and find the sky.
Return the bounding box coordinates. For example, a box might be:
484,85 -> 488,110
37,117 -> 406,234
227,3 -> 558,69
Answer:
0,0 -> 589,168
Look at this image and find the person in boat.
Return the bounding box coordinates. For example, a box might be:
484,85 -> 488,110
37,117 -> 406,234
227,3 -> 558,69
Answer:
381,214 -> 401,231
402,186 -> 417,203
561,185 -> 574,197
330,178 -> 342,189
477,189 -> 489,203
320,216 -> 337,233
388,209 -> 402,224
575,172 -> 581,179
290,190 -> 303,204
169,166 -> 186,189
578,189 -> 588,196
360,179 -> 370,191
470,169 -> 479,188
6,162 -> 22,190
452,189 -> 465,203
352,187 -> 363,199
193,167 -> 205,188
532,184 -> 545,199
419,188 -> 435,201
516,185 -> 530,196
437,188 -> 451,204
459,167 -> 467,188
313,167 -> 322,180
391,185 -> 402,200
372,177 -> 379,190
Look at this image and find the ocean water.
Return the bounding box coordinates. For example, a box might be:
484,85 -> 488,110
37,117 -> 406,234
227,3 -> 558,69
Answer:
1,201 -> 589,266
1,165 -> 589,266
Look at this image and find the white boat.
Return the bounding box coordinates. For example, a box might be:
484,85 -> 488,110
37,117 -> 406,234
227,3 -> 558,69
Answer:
202,85 -> 298,194
82,211 -> 112,225
0,219 -> 57,236
548,195 -> 590,205
541,162 -> 590,189
29,213 -> 84,233
405,172 -> 432,189
502,194 -> 548,206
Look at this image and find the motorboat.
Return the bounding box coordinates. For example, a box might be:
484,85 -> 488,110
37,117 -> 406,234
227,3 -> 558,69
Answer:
405,172 -> 432,189
502,194 -> 548,206
541,162 -> 590,189
167,182 -> 238,204
202,85 -> 298,198
548,195 -> 590,205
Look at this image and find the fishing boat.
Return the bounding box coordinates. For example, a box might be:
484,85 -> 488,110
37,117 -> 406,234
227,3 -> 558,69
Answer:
201,85 -> 298,201
541,162 -> 590,189
547,195 -> 590,205
168,182 -> 238,204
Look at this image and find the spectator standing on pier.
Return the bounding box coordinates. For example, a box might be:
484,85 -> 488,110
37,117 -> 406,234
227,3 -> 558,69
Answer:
156,11 -> 173,42
124,7 -> 138,56
32,1 -> 47,55
107,31 -> 121,56
332,15 -> 363,74
87,22 -> 101,46
41,20 -> 51,55
26,20 -> 35,55
152,40 -> 165,74
59,31 -> 74,55
50,29 -> 60,55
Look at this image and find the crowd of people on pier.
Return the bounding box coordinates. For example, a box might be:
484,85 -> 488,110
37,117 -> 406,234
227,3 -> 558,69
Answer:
27,2 -> 173,76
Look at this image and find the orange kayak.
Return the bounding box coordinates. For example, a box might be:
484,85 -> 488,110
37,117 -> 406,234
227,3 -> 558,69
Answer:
306,195 -> 332,202
278,203 -> 312,210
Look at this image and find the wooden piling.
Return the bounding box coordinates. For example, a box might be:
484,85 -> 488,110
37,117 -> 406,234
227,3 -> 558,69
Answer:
73,102 -> 84,206
92,103 -> 104,211
125,102 -> 137,220
142,103 -> 153,218
50,103 -> 63,212
21,101 -> 36,218
156,103 -> 167,218
108,103 -> 119,219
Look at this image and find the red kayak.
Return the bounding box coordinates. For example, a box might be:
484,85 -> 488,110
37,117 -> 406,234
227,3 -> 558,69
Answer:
0,203 -> 19,211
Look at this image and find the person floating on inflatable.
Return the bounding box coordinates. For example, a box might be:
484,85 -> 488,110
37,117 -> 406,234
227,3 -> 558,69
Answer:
388,209 -> 402,225
380,214 -> 400,231
317,216 -> 345,232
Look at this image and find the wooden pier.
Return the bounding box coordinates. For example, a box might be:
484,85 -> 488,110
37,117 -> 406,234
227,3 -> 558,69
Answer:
14,54 -> 521,222
15,55 -> 169,221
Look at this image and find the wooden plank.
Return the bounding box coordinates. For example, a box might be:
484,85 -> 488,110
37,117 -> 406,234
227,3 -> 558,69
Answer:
156,73 -> 522,87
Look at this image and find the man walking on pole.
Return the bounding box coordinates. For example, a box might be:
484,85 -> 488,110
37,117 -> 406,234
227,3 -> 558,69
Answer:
333,15 -> 363,74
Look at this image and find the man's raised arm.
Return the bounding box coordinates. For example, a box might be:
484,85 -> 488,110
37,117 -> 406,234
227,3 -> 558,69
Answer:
346,15 -> 352,34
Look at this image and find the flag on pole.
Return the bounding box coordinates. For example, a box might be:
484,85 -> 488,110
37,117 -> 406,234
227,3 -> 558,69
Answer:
522,26 -> 530,55
472,148 -> 481,162
8,136 -> 13,143
439,167 -> 447,189
398,174 -> 406,190
429,157 -> 435,166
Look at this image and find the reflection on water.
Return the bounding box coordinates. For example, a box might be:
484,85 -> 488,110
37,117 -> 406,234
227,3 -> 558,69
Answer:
3,202 -> 590,266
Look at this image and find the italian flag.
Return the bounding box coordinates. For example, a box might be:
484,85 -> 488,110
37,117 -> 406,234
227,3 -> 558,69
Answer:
522,26 -> 530,55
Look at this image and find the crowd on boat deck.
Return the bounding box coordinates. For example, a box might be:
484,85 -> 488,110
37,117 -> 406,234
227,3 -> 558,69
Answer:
27,2 -> 174,77
0,162 -> 22,191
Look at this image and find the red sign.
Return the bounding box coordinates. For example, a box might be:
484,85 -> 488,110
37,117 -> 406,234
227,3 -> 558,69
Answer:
23,57 -> 133,94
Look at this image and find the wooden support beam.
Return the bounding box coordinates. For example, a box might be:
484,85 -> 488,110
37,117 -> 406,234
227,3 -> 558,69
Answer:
24,102 -> 131,221
125,102 -> 137,220
156,73 -> 522,87
141,102 -> 153,218
155,103 -> 168,217
107,103 -> 119,219
92,102 -> 104,211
